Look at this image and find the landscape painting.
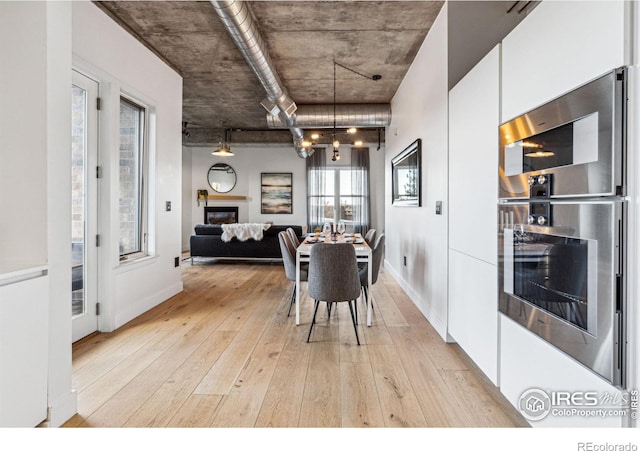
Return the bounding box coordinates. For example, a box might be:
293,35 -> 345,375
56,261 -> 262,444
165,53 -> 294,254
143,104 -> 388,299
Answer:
261,172 -> 293,214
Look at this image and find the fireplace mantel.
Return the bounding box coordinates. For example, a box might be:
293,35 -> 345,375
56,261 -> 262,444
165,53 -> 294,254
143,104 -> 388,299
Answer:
206,194 -> 246,200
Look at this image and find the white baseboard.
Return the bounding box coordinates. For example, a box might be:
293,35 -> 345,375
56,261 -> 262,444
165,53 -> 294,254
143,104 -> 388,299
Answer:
114,281 -> 184,329
46,389 -> 77,428
383,260 -> 448,340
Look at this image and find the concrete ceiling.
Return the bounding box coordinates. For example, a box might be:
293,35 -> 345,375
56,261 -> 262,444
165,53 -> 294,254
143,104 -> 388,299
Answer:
93,1 -> 536,148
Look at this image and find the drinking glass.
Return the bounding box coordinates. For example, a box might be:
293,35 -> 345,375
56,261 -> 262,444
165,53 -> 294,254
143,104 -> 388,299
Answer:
337,221 -> 346,235
322,222 -> 332,238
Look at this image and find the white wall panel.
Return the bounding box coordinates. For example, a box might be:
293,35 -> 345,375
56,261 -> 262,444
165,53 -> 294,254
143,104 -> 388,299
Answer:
502,1 -> 627,122
449,45 -> 499,265
0,274 -> 49,427
448,250 -> 498,383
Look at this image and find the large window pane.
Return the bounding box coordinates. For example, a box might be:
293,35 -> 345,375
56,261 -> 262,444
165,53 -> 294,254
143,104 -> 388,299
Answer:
119,98 -> 145,257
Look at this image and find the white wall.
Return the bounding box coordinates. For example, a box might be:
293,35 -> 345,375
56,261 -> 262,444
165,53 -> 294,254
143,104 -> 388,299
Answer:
72,2 -> 183,330
0,1 -> 48,268
184,143 -> 385,250
385,4 -> 449,338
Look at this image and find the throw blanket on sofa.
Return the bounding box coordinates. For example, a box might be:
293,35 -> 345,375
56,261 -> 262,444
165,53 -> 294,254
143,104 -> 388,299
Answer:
221,223 -> 271,242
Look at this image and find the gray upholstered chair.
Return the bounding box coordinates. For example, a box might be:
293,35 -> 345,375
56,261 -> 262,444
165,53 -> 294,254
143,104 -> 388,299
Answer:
278,231 -> 307,317
364,229 -> 376,245
359,233 -> 385,307
286,227 -> 301,248
307,243 -> 362,345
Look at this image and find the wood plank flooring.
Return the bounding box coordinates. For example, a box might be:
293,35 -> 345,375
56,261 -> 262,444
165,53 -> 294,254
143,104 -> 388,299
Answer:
63,259 -> 528,428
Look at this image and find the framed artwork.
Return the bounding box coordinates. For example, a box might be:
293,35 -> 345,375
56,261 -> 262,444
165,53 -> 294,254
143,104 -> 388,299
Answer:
391,138 -> 422,206
261,172 -> 293,214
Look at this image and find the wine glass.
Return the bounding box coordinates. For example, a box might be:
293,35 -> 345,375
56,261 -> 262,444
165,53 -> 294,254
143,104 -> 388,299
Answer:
337,221 -> 346,235
322,222 -> 332,238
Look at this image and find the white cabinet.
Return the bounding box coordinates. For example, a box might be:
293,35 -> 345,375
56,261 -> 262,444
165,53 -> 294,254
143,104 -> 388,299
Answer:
447,46 -> 500,383
449,46 -> 499,264
501,1 -> 627,122
448,251 -> 498,383
0,269 -> 49,427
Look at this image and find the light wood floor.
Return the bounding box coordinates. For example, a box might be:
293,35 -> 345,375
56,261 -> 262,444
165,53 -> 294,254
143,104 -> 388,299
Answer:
63,259 -> 528,428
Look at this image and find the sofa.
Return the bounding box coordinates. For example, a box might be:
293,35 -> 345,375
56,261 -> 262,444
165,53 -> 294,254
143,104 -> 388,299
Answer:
189,224 -> 304,262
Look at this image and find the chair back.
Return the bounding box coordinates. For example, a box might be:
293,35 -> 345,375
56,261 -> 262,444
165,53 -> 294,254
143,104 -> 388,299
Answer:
364,229 -> 376,245
308,243 -> 361,302
370,233 -> 385,285
278,231 -> 297,281
286,227 -> 300,247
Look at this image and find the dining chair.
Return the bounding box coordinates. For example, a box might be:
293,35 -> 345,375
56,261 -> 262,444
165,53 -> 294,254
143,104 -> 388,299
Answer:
307,243 -> 362,345
286,227 -> 301,248
278,231 -> 307,317
364,228 -> 377,245
359,233 -> 385,308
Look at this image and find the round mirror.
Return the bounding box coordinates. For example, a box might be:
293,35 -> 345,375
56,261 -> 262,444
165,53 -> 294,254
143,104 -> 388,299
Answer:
207,163 -> 237,193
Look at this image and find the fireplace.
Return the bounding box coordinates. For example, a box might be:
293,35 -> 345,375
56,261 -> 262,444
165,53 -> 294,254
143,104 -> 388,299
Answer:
204,206 -> 238,224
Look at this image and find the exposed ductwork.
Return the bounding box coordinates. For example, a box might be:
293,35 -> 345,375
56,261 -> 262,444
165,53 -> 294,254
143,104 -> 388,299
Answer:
266,104 -> 391,129
210,0 -> 310,157
210,0 -> 392,157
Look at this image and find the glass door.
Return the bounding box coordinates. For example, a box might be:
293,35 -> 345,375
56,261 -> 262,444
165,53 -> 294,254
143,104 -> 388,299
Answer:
71,70 -> 99,342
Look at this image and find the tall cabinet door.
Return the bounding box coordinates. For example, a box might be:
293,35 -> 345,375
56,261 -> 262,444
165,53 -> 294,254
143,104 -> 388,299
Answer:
447,45 -> 500,384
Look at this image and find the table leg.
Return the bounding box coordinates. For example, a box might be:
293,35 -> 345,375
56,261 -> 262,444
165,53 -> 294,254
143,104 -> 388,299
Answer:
295,251 -> 301,325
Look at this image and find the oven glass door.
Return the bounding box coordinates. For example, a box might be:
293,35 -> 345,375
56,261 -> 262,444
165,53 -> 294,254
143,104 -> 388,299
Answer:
504,228 -> 597,335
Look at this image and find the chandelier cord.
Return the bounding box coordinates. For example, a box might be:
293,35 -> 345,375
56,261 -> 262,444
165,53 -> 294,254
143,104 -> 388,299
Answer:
333,61 -> 338,148
334,61 -> 380,81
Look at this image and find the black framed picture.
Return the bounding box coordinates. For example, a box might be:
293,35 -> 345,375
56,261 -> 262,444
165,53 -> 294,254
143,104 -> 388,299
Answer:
261,172 -> 293,214
391,139 -> 421,206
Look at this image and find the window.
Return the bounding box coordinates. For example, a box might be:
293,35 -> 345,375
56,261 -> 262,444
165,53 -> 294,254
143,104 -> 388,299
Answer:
119,96 -> 148,260
309,168 -> 368,228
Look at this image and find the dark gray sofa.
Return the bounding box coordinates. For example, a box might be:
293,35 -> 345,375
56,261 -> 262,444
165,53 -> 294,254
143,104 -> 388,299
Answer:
189,224 -> 304,262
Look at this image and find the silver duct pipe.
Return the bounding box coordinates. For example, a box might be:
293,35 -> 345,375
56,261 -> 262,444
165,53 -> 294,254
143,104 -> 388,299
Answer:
266,104 -> 392,129
210,0 -> 311,157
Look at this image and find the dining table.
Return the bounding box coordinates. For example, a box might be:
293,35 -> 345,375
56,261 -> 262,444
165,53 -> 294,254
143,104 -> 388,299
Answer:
295,232 -> 374,327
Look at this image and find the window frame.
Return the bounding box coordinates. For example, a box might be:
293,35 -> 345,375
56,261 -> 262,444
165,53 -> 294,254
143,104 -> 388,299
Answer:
118,94 -> 150,262
309,167 -> 366,226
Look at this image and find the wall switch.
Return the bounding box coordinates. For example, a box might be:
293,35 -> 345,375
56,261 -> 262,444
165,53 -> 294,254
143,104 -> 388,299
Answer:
435,200 -> 442,215
166,201 -> 172,211
174,256 -> 180,267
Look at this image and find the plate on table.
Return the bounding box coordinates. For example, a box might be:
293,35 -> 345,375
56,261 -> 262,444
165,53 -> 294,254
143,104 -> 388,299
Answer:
306,237 -> 325,244
354,239 -> 364,244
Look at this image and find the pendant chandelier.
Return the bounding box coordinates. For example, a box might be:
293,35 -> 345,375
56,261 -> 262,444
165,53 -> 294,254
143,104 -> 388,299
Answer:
301,61 -> 381,161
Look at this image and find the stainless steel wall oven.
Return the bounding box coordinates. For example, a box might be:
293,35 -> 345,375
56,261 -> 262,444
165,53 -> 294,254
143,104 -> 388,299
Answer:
498,68 -> 627,387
